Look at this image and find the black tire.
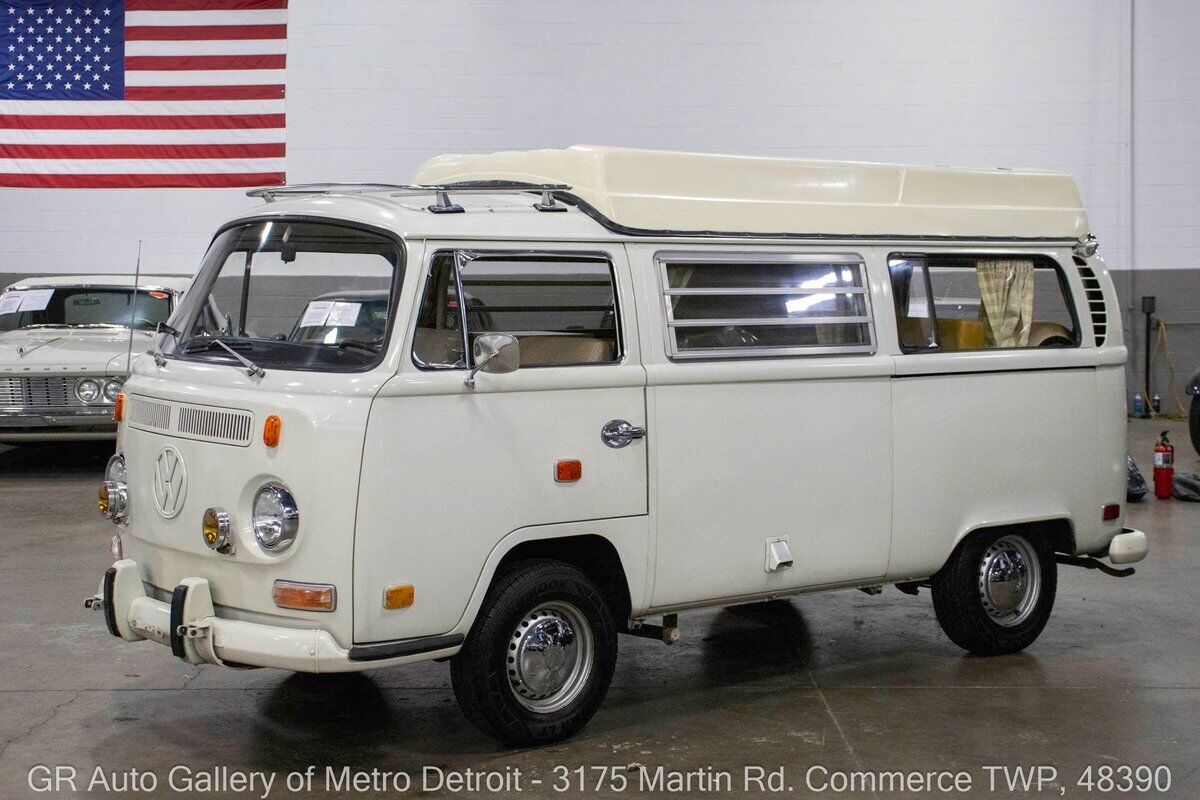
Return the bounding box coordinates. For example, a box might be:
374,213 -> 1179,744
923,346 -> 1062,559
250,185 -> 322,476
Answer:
1189,396 -> 1200,457
931,529 -> 1057,655
450,560 -> 617,746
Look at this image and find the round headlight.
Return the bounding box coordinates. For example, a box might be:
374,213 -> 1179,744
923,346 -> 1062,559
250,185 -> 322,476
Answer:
102,378 -> 123,403
75,378 -> 101,403
105,452 -> 126,484
202,507 -> 233,553
252,484 -> 299,552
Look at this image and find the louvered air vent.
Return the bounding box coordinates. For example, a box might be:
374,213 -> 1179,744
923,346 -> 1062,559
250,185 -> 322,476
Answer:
125,396 -> 254,447
126,396 -> 171,430
176,405 -> 254,446
1077,266 -> 1107,346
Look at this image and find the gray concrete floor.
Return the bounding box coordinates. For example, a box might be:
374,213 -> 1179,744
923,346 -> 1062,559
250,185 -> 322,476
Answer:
0,419 -> 1197,799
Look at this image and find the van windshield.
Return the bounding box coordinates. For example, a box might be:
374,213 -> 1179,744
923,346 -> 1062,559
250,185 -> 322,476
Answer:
171,219 -> 400,372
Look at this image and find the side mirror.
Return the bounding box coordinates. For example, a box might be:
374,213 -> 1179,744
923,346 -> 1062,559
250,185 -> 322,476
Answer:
465,333 -> 519,389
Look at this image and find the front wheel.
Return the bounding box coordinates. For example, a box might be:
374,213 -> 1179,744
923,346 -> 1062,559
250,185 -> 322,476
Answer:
451,560 -> 617,746
931,530 -> 1057,655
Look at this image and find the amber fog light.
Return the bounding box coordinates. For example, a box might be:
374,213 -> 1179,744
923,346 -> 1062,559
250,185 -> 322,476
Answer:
202,507 -> 234,554
273,580 -> 335,612
99,481 -> 127,521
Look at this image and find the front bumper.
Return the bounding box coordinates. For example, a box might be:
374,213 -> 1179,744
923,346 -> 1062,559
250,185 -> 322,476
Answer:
0,406 -> 116,440
88,559 -> 462,673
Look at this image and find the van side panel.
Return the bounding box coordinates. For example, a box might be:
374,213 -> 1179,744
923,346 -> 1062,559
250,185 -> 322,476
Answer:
888,365 -> 1099,580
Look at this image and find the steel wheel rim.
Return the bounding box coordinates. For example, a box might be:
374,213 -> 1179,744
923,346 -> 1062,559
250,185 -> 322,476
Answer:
978,534 -> 1041,627
506,600 -> 594,714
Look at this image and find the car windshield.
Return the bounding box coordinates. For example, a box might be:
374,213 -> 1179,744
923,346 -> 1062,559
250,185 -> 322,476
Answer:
170,219 -> 400,372
0,287 -> 173,332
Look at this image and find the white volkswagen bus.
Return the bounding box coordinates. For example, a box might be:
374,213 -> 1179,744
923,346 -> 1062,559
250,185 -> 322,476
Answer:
88,146 -> 1147,746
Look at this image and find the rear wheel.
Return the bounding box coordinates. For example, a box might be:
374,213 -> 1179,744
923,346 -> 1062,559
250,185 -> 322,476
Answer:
451,560 -> 617,746
1189,396 -> 1200,456
931,530 -> 1056,655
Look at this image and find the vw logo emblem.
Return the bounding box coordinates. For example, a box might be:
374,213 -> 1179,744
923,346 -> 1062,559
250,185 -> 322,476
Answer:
152,446 -> 187,519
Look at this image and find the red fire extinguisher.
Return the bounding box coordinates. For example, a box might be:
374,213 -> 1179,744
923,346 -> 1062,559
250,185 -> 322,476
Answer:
1154,431 -> 1174,499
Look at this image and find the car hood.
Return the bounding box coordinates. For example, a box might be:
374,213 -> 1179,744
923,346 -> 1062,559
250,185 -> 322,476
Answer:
0,328 -> 155,374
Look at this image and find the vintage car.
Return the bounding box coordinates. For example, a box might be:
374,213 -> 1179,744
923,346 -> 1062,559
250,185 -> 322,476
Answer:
0,275 -> 190,444
87,146 -> 1147,746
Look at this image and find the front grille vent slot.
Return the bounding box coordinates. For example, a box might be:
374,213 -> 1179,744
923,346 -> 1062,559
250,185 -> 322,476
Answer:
127,397 -> 171,430
177,405 -> 254,445
1077,266 -> 1107,346
125,396 -> 254,447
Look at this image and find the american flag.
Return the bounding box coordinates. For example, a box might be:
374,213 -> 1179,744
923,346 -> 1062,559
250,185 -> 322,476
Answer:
0,0 -> 285,188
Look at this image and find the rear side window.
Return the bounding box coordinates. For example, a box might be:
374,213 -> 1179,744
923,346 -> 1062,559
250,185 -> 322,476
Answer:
413,251 -> 620,369
656,251 -> 875,359
889,253 -> 1078,352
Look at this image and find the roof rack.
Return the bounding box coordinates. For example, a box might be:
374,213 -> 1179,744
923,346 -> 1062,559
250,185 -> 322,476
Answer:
246,180 -> 573,214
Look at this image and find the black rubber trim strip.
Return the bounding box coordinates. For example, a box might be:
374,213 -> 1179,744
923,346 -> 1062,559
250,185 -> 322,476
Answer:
102,567 -> 120,639
892,364 -> 1097,379
169,584 -> 188,659
348,633 -> 464,662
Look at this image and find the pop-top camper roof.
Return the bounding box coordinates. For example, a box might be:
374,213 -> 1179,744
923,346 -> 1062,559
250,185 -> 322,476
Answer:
413,145 -> 1088,241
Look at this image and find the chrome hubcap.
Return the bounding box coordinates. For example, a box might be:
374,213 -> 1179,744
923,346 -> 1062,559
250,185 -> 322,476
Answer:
507,601 -> 593,713
978,535 -> 1041,627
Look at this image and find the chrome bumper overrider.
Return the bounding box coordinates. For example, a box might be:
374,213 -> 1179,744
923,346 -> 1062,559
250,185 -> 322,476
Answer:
87,560 -> 462,673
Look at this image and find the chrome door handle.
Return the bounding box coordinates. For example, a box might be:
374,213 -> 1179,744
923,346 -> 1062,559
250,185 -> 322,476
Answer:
601,419 -> 647,449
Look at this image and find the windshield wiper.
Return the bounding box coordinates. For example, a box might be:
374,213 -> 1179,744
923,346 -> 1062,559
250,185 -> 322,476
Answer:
337,338 -> 382,354
183,338 -> 265,377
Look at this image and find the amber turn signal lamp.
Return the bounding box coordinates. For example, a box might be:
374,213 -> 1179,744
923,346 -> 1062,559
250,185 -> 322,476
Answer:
263,414 -> 281,447
272,580 -> 335,612
383,584 -> 415,609
555,459 -> 583,483
112,393 -> 125,422
98,484 -> 111,516
1102,503 -> 1121,521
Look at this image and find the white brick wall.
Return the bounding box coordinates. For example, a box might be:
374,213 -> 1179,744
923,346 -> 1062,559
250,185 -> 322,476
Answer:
0,0 -> 1195,279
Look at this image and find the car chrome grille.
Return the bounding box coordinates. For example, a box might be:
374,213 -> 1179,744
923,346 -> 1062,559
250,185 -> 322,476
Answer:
0,376 -> 85,409
126,395 -> 254,447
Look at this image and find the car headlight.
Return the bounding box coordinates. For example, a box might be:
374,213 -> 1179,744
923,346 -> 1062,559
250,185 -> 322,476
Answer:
75,378 -> 101,404
105,452 -> 126,484
252,484 -> 299,552
102,378 -> 123,403
100,453 -> 128,522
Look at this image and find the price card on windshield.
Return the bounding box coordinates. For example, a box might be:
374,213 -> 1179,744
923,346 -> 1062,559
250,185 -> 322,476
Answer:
0,291 -> 23,315
326,302 -> 362,327
18,289 -> 54,311
299,300 -> 333,328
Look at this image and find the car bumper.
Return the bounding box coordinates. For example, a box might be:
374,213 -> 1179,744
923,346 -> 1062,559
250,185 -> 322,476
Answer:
88,559 -> 463,673
1105,527 -> 1148,565
0,406 -> 116,440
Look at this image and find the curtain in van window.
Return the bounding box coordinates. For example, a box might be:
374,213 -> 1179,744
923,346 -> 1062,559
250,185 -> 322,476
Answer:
976,259 -> 1034,348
